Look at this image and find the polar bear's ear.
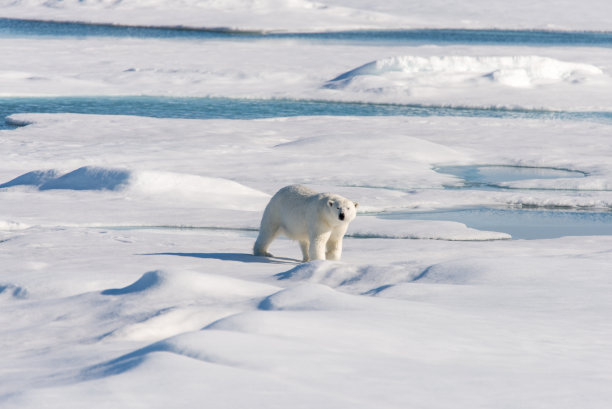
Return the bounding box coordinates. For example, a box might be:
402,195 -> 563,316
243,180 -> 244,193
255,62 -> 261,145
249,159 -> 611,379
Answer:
328,201 -> 334,207
354,202 -> 359,208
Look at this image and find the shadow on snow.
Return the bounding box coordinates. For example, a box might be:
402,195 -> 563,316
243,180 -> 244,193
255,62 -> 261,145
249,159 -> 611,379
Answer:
143,252 -> 298,264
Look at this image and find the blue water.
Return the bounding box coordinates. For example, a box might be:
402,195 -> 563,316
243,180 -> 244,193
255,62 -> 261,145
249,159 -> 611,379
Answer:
1,18 -> 612,47
2,96 -> 611,130
380,208 -> 612,240
435,165 -> 587,190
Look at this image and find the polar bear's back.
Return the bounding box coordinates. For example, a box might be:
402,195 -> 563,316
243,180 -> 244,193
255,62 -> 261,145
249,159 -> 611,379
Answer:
274,185 -> 317,203
263,185 -> 319,239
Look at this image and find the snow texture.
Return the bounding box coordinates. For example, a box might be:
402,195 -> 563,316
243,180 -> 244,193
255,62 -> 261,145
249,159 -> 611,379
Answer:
2,2 -> 612,409
3,112 -> 612,408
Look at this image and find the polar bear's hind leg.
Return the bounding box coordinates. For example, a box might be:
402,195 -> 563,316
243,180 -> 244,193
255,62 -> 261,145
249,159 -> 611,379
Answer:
299,240 -> 310,262
253,221 -> 280,257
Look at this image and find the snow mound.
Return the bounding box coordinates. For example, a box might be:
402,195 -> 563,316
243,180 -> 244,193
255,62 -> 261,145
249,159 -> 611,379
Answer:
258,283 -> 365,311
0,220 -> 30,231
276,260 -> 425,295
128,170 -> 270,210
272,257 -> 557,298
0,167 -> 270,210
0,170 -> 60,189
102,269 -> 278,301
1,167 -> 130,191
100,269 -> 279,342
40,167 -> 131,191
101,271 -> 163,296
0,283 -> 28,299
326,56 -> 604,91
411,262 -> 487,285
85,327 -> 324,381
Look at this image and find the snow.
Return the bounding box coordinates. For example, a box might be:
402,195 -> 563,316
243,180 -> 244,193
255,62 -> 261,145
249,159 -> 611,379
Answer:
325,55 -> 609,105
2,227 -> 612,408
3,111 -> 612,408
327,55 -> 604,88
4,113 -> 612,210
2,2 -> 612,409
1,0 -> 611,32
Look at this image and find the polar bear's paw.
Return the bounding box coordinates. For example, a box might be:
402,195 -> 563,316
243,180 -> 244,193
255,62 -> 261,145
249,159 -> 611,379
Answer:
254,249 -> 274,258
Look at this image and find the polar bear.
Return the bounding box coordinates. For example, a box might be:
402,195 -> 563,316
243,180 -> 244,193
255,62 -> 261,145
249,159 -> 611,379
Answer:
254,185 -> 358,262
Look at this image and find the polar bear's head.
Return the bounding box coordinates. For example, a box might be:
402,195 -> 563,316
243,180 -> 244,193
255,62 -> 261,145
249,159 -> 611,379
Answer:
324,195 -> 358,225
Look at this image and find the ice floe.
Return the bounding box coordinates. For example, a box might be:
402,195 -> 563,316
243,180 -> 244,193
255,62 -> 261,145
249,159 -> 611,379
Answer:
2,36 -> 612,110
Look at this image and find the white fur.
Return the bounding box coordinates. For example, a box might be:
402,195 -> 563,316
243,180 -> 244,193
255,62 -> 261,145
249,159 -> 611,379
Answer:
254,185 -> 358,261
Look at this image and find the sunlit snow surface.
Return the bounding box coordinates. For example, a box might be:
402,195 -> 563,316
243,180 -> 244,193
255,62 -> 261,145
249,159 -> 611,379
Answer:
2,2 -> 612,409
2,34 -> 612,110
3,112 -> 612,408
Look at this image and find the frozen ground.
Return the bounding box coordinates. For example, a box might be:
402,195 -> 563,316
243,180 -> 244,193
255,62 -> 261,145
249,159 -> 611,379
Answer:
1,0 -> 611,32
2,2 -> 612,408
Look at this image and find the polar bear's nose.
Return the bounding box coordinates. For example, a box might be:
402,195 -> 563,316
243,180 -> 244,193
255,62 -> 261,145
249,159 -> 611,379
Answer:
339,212 -> 345,221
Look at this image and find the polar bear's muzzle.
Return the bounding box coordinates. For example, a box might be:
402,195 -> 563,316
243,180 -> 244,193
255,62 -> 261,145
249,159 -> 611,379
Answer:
339,212 -> 345,221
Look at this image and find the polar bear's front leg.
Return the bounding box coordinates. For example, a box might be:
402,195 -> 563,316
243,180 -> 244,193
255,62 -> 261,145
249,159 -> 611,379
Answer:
326,226 -> 347,260
325,237 -> 342,260
308,231 -> 331,261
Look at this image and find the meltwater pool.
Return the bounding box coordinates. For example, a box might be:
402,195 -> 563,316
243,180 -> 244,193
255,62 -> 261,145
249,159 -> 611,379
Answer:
435,165 -> 588,190
380,207 -> 612,240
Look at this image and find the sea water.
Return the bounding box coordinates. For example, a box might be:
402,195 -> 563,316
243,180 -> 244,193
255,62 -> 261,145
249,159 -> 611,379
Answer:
1,18 -> 612,47
2,19 -> 611,239
2,97 -> 611,130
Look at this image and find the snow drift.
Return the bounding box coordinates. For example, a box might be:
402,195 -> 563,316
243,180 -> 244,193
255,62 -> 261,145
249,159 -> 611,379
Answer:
325,55 -> 604,91
0,166 -> 270,210
1,167 -> 131,191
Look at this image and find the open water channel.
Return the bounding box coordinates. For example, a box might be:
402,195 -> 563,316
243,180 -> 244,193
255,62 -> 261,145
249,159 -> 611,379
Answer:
2,18 -> 611,239
2,17 -> 612,46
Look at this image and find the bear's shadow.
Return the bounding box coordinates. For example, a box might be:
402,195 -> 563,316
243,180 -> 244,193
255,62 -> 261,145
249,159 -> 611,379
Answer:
144,252 -> 299,264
